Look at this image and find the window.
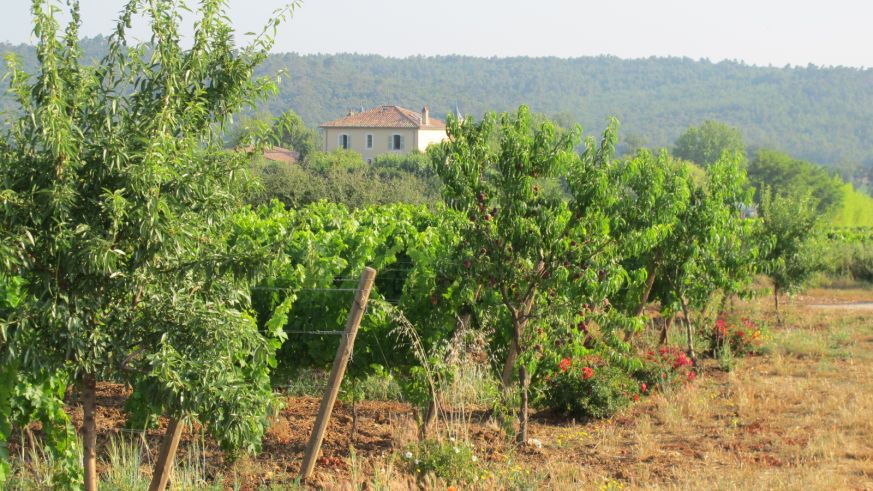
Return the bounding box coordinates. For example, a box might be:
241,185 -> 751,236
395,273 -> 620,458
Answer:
366,134 -> 373,149
339,134 -> 350,149
390,134 -> 404,151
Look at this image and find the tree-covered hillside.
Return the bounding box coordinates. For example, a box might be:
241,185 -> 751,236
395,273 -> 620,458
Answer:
3,40 -> 873,175
258,54 -> 873,171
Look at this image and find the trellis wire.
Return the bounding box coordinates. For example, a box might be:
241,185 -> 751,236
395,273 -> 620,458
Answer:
286,329 -> 345,335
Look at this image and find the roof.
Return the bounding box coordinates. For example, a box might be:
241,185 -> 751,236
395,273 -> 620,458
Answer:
240,145 -> 299,164
320,105 -> 446,130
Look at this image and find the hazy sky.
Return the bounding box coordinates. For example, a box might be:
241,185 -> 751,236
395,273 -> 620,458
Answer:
2,0 -> 871,68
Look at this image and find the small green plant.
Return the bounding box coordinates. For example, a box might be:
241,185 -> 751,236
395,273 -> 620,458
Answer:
715,343 -> 737,372
277,368 -> 330,397
101,436 -> 149,489
827,326 -> 855,360
6,433 -> 70,490
344,365 -> 403,401
402,438 -> 479,485
491,457 -> 545,490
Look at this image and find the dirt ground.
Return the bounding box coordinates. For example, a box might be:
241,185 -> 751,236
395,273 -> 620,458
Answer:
11,286 -> 873,490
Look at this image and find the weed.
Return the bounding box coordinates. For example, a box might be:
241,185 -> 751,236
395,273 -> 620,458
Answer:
402,438 -> 480,485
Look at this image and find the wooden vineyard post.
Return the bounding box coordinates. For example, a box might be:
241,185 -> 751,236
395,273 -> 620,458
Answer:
300,267 -> 377,481
148,417 -> 185,491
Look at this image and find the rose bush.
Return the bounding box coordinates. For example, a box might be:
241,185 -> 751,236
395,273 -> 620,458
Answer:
540,356 -> 640,419
641,346 -> 697,392
705,316 -> 768,356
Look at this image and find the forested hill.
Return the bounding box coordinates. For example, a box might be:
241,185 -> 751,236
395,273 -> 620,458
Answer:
3,38 -> 873,170
260,54 -> 873,170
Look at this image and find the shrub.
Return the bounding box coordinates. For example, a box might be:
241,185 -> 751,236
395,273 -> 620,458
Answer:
641,346 -> 697,392
541,356 -> 640,419
402,439 -> 480,485
704,316 -> 768,356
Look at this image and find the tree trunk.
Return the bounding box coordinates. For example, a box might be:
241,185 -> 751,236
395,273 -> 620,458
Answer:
81,373 -> 98,491
500,331 -> 520,388
500,269 -> 540,389
658,315 -> 672,345
419,397 -> 437,441
719,293 -> 732,316
774,285 -> 782,325
148,417 -> 185,491
624,265 -> 658,342
679,298 -> 697,363
419,310 -> 472,440
516,365 -> 528,444
635,264 -> 658,317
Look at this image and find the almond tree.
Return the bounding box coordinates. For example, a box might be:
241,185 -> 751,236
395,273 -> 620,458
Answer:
757,189 -> 823,322
0,1 -> 294,488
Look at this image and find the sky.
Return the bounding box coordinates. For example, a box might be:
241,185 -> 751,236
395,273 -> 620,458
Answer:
1,0 -> 871,68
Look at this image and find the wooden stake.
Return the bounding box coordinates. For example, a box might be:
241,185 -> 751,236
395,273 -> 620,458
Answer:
148,417 -> 185,491
300,267 -> 377,481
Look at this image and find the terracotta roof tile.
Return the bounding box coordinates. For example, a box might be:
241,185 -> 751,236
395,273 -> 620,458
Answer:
320,105 -> 446,129
240,145 -> 299,164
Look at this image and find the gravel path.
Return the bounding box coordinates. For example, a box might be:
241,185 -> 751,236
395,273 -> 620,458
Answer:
808,302 -> 873,310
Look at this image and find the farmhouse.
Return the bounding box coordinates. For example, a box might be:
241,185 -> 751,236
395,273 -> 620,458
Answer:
319,105 -> 447,161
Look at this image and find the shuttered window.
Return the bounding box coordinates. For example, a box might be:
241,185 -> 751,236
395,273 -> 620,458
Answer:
339,134 -> 350,149
390,134 -> 404,150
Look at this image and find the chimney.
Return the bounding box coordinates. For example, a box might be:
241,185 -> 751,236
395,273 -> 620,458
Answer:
422,106 -> 430,125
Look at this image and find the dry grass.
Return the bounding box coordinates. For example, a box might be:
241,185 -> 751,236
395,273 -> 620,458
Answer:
7,286 -> 873,490
226,284 -> 867,490
467,286 -> 873,490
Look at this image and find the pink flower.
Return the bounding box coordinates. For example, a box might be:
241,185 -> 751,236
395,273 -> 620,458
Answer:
686,371 -> 696,382
641,383 -> 647,393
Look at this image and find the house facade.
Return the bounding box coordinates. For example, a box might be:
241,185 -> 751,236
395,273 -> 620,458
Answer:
319,105 -> 447,161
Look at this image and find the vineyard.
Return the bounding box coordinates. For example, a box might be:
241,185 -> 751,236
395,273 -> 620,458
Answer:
1,2 -> 872,490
